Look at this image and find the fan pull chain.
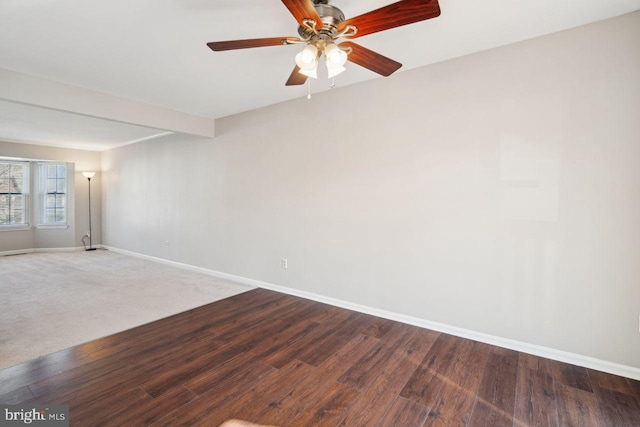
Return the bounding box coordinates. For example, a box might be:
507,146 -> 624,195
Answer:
307,78 -> 312,99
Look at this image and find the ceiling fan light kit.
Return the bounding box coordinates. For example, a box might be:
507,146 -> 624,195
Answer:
207,0 -> 441,89
324,43 -> 348,78
294,44 -> 319,76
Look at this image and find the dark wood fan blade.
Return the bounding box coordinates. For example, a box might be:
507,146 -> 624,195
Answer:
337,0 -> 440,38
285,65 -> 308,86
281,0 -> 323,29
207,37 -> 300,51
341,41 -> 402,76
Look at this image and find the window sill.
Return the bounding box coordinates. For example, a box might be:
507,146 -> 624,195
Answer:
35,224 -> 69,230
0,225 -> 31,232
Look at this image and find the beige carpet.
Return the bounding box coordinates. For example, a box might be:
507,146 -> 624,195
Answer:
0,250 -> 253,370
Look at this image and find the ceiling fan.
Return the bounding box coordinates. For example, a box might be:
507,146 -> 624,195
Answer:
207,0 -> 441,86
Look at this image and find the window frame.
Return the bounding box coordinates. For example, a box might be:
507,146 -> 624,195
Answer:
36,162 -> 70,229
0,160 -> 30,231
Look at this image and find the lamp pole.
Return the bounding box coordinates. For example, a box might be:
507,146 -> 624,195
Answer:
83,172 -> 97,251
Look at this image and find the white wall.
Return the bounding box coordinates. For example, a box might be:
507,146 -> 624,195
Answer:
0,140 -> 102,251
102,11 -> 640,369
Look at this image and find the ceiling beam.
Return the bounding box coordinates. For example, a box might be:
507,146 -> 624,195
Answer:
0,68 -> 215,138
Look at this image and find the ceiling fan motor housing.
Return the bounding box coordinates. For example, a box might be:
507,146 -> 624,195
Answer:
298,3 -> 345,39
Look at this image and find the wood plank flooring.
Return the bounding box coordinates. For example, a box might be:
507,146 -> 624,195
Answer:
1,288 -> 639,426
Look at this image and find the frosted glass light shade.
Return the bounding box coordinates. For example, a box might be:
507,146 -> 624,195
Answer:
295,44 -> 318,67
299,67 -> 318,79
295,44 -> 318,79
324,43 -> 347,78
324,43 -> 347,66
327,65 -> 346,78
82,172 -> 96,178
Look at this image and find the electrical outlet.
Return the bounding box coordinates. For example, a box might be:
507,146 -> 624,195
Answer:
164,240 -> 170,247
281,258 -> 288,269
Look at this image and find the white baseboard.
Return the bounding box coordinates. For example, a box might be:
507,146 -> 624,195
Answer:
102,245 -> 259,289
0,248 -> 35,256
0,246 -> 98,256
103,245 -> 640,381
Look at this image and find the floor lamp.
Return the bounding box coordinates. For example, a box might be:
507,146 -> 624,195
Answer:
82,172 -> 97,251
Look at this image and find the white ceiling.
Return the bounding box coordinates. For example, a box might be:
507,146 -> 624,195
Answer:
0,0 -> 639,150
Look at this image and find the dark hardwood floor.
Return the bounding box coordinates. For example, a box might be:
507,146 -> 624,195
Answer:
1,288 -> 639,426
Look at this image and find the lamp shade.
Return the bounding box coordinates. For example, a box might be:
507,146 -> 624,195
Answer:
324,43 -> 347,78
295,44 -> 318,66
327,64 -> 346,78
295,44 -> 318,79
324,44 -> 347,67
82,171 -> 96,178
298,67 -> 318,79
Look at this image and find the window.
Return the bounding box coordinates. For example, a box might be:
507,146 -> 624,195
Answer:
0,161 -> 29,227
39,163 -> 67,225
0,160 -> 73,231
